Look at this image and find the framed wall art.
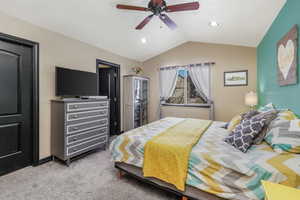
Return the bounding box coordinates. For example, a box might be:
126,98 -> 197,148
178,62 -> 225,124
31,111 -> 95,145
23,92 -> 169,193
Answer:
224,70 -> 248,87
277,25 -> 298,86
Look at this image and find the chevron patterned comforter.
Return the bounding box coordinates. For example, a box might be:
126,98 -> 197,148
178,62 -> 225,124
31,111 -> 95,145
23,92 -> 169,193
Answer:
109,117 -> 300,200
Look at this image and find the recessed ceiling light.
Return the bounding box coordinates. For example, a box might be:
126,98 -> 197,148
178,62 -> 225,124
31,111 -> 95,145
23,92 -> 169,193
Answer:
141,37 -> 147,44
209,21 -> 220,27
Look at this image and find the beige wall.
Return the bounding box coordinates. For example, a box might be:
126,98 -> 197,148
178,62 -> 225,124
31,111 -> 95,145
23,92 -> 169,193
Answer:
142,42 -> 257,122
0,11 -> 140,159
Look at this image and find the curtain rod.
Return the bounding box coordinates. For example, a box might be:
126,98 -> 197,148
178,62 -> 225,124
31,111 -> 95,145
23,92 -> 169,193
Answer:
160,62 -> 215,70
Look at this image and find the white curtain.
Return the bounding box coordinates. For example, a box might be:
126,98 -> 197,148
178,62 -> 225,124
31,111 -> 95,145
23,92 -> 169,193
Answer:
188,64 -> 211,101
158,67 -> 178,119
159,68 -> 178,101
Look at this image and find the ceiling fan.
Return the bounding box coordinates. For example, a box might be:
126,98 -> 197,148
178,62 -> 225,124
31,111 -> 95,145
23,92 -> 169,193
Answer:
116,0 -> 200,30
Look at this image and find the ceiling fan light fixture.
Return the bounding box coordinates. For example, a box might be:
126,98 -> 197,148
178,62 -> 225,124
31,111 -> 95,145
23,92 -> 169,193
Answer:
141,37 -> 147,44
209,21 -> 220,27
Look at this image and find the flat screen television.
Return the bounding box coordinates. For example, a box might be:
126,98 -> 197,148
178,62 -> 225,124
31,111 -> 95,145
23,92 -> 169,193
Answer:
56,67 -> 98,97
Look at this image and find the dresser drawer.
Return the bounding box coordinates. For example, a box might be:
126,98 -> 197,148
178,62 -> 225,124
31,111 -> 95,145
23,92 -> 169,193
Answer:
67,118 -> 108,135
66,109 -> 108,122
66,116 -> 108,126
67,127 -> 107,145
67,136 -> 107,156
67,101 -> 109,112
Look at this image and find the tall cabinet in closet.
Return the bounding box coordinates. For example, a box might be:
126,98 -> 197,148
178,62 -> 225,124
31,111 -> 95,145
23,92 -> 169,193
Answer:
123,75 -> 149,131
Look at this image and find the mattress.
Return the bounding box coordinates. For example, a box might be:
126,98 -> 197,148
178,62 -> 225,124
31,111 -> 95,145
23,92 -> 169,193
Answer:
110,117 -> 300,200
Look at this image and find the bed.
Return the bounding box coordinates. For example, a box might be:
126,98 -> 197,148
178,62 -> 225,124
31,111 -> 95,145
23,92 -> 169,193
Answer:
109,117 -> 300,200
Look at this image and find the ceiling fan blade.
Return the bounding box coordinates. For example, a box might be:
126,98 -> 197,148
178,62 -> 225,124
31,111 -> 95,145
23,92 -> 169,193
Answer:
116,4 -> 148,11
166,2 -> 200,12
159,14 -> 177,30
136,15 -> 154,30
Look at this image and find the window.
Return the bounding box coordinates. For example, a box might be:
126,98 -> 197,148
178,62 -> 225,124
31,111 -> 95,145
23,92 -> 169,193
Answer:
165,69 -> 207,105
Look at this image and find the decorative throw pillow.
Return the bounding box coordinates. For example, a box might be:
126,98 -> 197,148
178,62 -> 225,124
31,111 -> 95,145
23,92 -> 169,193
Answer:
276,110 -> 297,121
265,122 -> 300,154
227,110 -> 259,132
241,110 -> 260,120
258,103 -> 275,112
268,117 -> 290,130
224,115 -> 266,153
253,110 -> 278,145
227,114 -> 242,132
289,119 -> 300,132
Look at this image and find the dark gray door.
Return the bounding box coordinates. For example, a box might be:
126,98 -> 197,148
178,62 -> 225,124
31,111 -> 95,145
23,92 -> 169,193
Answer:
0,39 -> 33,175
98,67 -> 120,135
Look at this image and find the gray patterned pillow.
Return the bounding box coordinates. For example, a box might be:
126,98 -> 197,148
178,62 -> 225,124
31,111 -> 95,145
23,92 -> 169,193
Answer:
224,115 -> 266,153
253,110 -> 278,144
241,110 -> 259,120
221,110 -> 259,130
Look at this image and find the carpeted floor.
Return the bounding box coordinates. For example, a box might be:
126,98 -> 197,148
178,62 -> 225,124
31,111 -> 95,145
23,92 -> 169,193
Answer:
0,150 -> 178,200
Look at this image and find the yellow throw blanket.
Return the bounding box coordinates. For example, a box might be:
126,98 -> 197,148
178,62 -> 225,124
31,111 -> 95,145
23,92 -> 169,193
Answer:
143,119 -> 212,191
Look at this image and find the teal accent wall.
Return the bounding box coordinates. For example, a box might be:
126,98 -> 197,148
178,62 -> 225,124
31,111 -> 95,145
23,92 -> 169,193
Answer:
257,0 -> 300,115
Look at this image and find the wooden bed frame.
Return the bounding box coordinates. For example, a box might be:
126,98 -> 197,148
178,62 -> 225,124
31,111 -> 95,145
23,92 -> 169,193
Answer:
115,162 -> 225,200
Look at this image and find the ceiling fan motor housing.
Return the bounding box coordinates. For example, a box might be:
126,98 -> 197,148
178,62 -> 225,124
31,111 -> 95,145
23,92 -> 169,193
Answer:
148,0 -> 167,15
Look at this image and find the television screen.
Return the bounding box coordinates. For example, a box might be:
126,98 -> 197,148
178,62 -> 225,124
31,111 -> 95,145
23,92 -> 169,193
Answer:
56,67 -> 98,96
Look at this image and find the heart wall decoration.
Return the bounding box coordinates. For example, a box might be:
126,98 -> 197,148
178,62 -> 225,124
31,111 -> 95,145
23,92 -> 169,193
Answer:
277,25 -> 298,86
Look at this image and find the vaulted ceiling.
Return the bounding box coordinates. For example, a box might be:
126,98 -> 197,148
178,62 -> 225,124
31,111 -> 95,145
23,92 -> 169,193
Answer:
0,0 -> 286,61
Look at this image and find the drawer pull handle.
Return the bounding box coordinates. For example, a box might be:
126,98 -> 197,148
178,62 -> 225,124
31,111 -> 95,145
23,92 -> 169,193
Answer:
73,105 -> 79,109
73,115 -> 78,119
73,127 -> 79,130
73,137 -> 78,141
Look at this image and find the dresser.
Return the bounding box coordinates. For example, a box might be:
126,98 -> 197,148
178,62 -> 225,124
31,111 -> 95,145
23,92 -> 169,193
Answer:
51,98 -> 109,165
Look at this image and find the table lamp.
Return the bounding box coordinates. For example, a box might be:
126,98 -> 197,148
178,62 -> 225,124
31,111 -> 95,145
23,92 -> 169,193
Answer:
245,91 -> 258,110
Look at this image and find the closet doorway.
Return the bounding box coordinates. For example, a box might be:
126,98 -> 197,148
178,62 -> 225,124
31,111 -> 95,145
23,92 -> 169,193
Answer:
96,59 -> 120,136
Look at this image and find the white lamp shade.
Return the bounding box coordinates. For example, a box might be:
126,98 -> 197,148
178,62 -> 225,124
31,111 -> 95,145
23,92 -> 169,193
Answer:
245,91 -> 258,107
